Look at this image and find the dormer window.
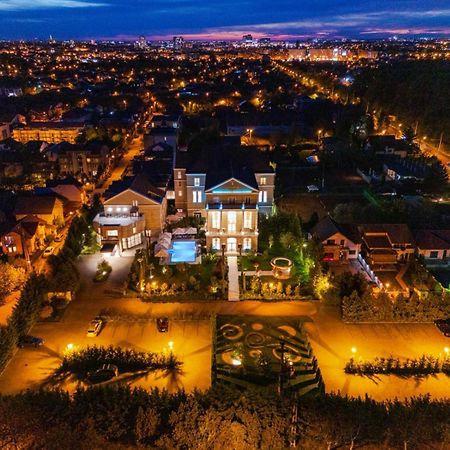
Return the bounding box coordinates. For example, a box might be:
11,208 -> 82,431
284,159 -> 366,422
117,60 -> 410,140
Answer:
260,177 -> 267,185
194,177 -> 200,187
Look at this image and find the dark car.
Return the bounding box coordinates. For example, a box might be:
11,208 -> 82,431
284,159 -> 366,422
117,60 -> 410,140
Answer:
434,319 -> 450,337
88,364 -> 119,384
156,317 -> 169,332
18,336 -> 44,348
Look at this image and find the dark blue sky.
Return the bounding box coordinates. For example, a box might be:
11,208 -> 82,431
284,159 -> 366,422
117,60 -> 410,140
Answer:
1,0 -> 450,40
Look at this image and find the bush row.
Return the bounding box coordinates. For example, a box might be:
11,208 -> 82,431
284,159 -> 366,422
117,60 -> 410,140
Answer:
57,345 -> 183,379
342,290 -> 450,322
345,354 -> 450,376
0,274 -> 47,372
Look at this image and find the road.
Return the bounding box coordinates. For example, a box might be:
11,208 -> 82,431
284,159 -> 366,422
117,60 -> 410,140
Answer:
0,253 -> 448,400
93,135 -> 143,198
276,60 -> 450,175
387,124 -> 450,173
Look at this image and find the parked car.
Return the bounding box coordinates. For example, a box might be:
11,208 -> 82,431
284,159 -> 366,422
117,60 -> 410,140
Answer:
42,246 -> 54,257
88,364 -> 119,383
54,233 -> 64,242
86,317 -> 104,337
156,317 -> 169,332
18,335 -> 44,348
434,319 -> 450,337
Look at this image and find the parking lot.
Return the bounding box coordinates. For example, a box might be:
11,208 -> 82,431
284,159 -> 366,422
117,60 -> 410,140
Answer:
0,317 -> 212,394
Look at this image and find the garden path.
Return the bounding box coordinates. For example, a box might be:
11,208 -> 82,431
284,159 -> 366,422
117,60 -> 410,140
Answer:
227,256 -> 240,301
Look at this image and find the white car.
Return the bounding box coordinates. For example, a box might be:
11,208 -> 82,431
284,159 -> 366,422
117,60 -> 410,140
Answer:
43,246 -> 54,257
307,184 -> 319,193
86,318 -> 104,337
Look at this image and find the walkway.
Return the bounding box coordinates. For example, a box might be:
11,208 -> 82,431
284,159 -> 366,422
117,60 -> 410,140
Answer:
227,256 -> 240,302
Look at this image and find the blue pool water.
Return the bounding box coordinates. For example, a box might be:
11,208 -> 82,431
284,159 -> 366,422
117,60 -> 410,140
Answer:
168,240 -> 197,263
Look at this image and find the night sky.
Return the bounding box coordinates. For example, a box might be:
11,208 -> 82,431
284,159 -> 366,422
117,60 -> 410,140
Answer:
1,0 -> 450,40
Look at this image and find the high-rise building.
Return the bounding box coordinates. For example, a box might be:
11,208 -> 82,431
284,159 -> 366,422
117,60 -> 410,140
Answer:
137,35 -> 147,49
173,36 -> 185,50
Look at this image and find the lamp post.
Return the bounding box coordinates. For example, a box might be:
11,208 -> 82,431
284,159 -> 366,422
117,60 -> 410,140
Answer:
238,243 -> 245,292
278,337 -> 287,394
221,243 -> 226,296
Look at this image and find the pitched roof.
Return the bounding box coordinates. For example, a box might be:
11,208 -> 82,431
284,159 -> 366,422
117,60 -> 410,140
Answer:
414,230 -> 450,250
14,196 -> 61,216
104,174 -> 164,204
360,224 -> 414,245
311,215 -> 360,244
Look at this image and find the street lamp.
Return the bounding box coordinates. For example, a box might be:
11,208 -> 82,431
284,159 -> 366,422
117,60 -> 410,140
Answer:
317,129 -> 323,144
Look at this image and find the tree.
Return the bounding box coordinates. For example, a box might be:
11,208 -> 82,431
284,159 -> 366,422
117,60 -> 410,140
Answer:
135,406 -> 160,445
424,161 -> 449,192
0,263 -> 27,304
312,271 -> 332,301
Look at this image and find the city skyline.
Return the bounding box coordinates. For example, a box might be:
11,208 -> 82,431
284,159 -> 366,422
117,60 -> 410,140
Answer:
1,0 -> 450,40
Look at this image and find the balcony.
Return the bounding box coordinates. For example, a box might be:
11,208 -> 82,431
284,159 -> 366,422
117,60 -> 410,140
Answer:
206,202 -> 257,210
206,228 -> 258,237
93,212 -> 144,228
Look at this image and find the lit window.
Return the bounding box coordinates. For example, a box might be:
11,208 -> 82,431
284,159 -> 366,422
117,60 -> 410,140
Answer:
193,191 -> 202,203
132,227 -> 137,234
212,211 -> 220,229
244,211 -> 252,229
194,177 -> 200,186
177,171 -> 182,179
212,238 -> 220,250
178,191 -> 183,197
107,230 -> 119,237
243,238 -> 252,250
258,191 -> 267,203
228,211 -> 236,232
260,177 -> 266,185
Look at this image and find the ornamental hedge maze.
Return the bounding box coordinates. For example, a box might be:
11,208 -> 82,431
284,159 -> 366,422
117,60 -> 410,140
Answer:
214,315 -> 323,396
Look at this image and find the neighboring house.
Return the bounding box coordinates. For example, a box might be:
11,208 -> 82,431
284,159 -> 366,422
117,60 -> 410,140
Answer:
94,174 -> 166,252
383,159 -> 427,182
311,216 -> 361,261
414,230 -> 450,264
150,114 -> 181,129
365,135 -> 410,158
0,216 -> 50,257
174,138 -> 275,253
46,178 -> 87,207
12,122 -> 83,144
55,140 -> 111,179
359,224 -> 415,265
144,126 -> 178,150
14,195 -> 65,227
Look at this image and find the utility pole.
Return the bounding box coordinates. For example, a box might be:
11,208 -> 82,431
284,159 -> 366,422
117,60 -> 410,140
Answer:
438,132 -> 444,153
278,338 -> 286,394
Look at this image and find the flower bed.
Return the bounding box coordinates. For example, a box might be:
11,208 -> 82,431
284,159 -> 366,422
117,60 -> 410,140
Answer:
345,354 -> 450,376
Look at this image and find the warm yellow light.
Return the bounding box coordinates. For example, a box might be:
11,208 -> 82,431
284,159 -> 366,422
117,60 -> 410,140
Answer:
168,341 -> 174,350
66,343 -> 74,351
351,347 -> 357,354
444,347 -> 449,354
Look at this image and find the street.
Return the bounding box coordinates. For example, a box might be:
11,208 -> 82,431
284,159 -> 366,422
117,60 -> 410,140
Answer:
94,135 -> 143,197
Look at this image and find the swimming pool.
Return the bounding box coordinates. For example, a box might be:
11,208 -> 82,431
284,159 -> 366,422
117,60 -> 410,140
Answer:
168,240 -> 197,263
